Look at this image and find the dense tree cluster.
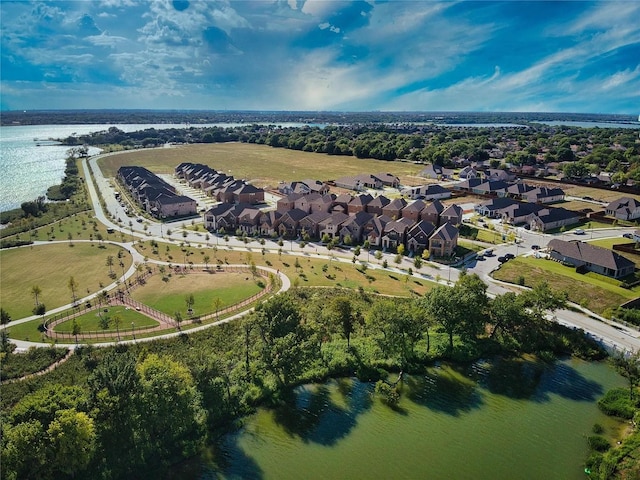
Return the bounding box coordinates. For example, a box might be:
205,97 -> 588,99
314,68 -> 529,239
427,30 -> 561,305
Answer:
61,121 -> 640,182
1,277 -> 605,479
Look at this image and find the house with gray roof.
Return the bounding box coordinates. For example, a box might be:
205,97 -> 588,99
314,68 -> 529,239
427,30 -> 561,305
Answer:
547,239 -> 635,279
429,223 -> 459,258
527,207 -> 580,232
606,197 -> 640,221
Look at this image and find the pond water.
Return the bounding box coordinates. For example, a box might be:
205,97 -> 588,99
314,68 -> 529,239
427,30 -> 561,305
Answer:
169,357 -> 625,480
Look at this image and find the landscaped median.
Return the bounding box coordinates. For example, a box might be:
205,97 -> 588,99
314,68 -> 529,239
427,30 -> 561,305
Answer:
491,256 -> 640,317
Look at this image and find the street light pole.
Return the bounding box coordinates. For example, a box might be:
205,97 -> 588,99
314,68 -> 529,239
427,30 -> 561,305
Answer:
131,322 -> 135,340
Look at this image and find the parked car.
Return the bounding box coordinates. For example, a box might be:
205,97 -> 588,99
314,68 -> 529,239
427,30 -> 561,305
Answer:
623,233 -> 634,239
497,256 -> 507,263
531,245 -> 540,250
504,253 -> 515,260
574,229 -> 585,235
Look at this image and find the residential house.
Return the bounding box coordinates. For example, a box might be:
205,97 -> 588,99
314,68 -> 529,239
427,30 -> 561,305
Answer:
347,193 -> 373,214
319,212 -> 351,240
276,193 -> 303,213
522,187 -> 565,204
458,166 -> 479,180
406,220 -> 436,253
401,200 -> 427,222
527,207 -> 580,232
204,203 -> 236,231
506,183 -> 535,198
366,215 -> 392,247
606,197 -> 640,221
422,199 -> 446,224
475,198 -> 519,218
382,218 -> 413,251
334,174 -> 382,191
153,194 -> 197,219
429,223 -> 459,258
298,211 -> 332,239
547,239 -> 635,279
486,169 -> 516,182
237,207 -> 262,235
277,208 -> 308,238
420,164 -> 454,180
258,211 -> 282,237
501,202 -> 545,225
440,204 -> 463,226
307,193 -> 335,213
366,195 -> 391,215
473,180 -> 509,196
374,173 -> 401,188
339,211 -> 374,244
382,198 -> 407,219
453,178 -> 483,192
401,184 -> 451,200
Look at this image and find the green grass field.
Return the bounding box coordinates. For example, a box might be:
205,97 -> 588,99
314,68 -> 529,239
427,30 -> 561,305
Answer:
134,240 -> 436,297
53,305 -> 159,333
0,243 -> 133,320
492,256 -> 638,315
98,143 -> 425,188
130,272 -> 264,317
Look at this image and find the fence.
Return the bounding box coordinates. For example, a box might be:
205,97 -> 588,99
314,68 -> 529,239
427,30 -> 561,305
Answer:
45,265 -> 275,341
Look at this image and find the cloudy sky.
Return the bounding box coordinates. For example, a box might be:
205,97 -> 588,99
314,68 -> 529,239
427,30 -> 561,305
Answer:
1,0 -> 639,114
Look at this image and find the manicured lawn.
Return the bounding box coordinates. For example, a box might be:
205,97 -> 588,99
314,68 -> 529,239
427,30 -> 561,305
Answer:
6,320 -> 50,344
131,272 -> 264,317
588,238 -> 640,263
0,243 -> 133,320
98,143 -> 424,187
492,256 -> 636,316
53,306 -> 158,333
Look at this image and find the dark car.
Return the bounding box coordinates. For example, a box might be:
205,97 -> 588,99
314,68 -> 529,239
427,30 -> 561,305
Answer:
497,256 -> 507,263
504,253 -> 515,260
531,245 -> 540,250
623,233 -> 634,239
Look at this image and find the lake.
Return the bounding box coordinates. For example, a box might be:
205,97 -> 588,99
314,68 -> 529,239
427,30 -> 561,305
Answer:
169,357 -> 625,480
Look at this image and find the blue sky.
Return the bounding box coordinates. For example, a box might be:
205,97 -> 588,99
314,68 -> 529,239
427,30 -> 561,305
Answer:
1,0 -> 639,114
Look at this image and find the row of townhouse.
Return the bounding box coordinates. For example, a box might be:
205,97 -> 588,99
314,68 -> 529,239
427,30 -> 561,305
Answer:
118,166 -> 197,218
204,195 -> 463,257
475,197 -> 580,232
455,178 -> 565,203
333,173 -> 401,191
175,162 -> 265,204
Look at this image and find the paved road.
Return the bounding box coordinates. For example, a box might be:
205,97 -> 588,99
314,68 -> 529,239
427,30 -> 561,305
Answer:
5,152 -> 639,353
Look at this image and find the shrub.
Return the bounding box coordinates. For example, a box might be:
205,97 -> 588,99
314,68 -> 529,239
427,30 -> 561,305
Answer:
587,435 -> 611,452
597,388 -> 636,419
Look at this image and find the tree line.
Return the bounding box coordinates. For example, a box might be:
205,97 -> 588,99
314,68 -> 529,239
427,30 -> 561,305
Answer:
62,122 -> 640,183
1,275 -> 606,480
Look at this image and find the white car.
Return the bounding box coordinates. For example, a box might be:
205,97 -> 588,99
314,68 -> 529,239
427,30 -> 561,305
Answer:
574,229 -> 585,235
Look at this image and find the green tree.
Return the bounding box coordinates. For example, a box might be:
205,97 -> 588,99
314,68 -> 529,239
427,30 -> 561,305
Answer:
367,299 -> 422,367
137,354 -> 207,462
106,255 -> 114,276
326,296 -> 359,349
612,351 -> 640,400
31,285 -> 42,308
68,276 -> 79,304
47,409 -> 96,477
252,294 -> 315,385
1,307 -> 11,324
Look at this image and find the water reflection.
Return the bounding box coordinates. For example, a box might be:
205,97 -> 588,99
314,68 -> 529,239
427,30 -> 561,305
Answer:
272,379 -> 373,446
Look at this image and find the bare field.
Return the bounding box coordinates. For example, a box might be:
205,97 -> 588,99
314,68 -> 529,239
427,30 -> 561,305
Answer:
98,143 -> 424,187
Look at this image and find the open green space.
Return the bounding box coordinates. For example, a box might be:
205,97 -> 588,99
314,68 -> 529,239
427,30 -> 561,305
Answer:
98,143 -> 425,188
131,272 -> 264,317
53,305 -> 158,333
491,256 -> 638,316
134,239 -> 436,296
0,243 -> 133,320
6,211 -> 136,244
